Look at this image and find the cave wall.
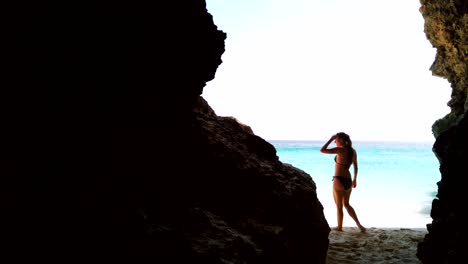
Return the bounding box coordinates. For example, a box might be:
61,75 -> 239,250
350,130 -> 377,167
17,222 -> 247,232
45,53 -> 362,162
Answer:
1,1 -> 330,262
422,0 -> 468,137
417,0 -> 468,263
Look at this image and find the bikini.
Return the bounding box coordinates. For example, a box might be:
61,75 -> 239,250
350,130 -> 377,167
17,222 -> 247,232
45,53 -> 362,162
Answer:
333,156 -> 352,190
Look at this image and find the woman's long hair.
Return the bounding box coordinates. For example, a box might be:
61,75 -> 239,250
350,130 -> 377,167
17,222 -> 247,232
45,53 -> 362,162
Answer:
337,132 -> 353,164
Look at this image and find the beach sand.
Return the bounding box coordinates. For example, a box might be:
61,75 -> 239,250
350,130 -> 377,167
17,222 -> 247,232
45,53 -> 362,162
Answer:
326,227 -> 427,264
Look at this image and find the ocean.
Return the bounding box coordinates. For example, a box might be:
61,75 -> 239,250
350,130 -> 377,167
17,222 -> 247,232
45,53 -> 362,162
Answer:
269,140 -> 440,228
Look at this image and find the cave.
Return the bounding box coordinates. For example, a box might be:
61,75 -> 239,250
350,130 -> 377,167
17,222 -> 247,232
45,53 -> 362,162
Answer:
1,0 -> 466,263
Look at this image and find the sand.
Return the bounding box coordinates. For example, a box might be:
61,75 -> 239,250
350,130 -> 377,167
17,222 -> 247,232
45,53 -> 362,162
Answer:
326,227 -> 427,264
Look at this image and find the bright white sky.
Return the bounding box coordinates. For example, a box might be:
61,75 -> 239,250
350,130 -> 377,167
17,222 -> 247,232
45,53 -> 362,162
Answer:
203,0 -> 451,142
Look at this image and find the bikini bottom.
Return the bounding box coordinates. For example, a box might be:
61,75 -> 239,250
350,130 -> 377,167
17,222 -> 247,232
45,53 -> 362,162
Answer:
333,176 -> 352,190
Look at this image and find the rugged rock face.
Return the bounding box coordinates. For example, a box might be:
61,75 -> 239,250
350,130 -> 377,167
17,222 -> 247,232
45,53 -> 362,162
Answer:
417,1 -> 468,263
422,0 -> 468,137
2,1 -> 330,262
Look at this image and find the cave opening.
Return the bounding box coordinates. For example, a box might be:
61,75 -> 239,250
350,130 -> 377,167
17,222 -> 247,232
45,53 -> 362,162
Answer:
203,0 -> 451,229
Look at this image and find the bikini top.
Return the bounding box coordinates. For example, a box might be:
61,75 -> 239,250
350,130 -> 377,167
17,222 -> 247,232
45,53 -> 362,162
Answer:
335,155 -> 351,168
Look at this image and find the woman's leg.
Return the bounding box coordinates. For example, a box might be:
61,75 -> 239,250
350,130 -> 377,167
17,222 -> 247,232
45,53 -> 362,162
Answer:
343,189 -> 366,232
333,180 -> 344,231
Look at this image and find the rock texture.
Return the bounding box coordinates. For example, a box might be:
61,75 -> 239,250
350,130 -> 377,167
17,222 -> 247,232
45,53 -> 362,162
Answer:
422,0 -> 468,137
417,1 -> 468,263
2,1 -> 330,262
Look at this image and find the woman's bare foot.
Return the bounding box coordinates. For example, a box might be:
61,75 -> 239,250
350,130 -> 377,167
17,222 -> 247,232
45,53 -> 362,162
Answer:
358,225 -> 366,232
333,227 -> 343,232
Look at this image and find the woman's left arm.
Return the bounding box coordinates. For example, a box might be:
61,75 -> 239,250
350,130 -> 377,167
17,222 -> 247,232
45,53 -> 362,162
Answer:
352,149 -> 358,188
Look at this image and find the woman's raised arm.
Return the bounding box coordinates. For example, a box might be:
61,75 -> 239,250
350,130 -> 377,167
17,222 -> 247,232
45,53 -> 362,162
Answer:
320,135 -> 338,154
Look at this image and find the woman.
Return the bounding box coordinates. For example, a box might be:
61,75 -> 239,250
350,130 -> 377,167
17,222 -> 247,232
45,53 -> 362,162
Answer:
320,132 -> 366,232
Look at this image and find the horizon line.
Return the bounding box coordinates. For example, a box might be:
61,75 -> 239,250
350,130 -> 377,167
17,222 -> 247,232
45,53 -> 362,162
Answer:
265,139 -> 435,144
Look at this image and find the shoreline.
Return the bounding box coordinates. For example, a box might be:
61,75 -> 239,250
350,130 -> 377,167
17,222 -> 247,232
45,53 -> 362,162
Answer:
327,227 -> 427,264
319,197 -> 433,229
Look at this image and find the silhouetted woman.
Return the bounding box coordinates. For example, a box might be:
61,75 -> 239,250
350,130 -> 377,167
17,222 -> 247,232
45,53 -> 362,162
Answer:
320,132 -> 366,232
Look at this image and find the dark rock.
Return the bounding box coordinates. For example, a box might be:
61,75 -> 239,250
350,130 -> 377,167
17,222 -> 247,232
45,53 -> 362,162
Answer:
417,1 -> 468,263
1,1 -> 330,262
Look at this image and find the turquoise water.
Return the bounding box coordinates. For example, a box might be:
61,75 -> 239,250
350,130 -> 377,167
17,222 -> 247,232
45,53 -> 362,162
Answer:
269,140 -> 440,228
